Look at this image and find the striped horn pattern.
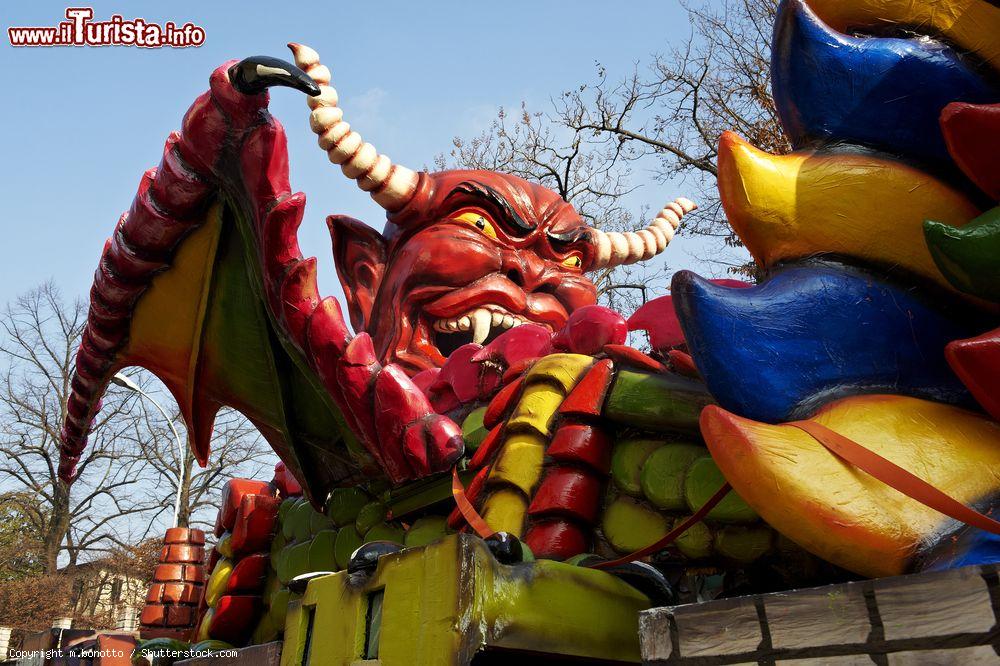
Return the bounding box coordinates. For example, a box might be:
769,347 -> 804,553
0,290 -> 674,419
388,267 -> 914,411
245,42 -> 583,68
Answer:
589,197 -> 697,270
288,43 -> 419,212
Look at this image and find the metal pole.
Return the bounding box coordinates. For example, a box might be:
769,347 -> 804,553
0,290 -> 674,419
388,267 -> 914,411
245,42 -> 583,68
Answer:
112,373 -> 186,527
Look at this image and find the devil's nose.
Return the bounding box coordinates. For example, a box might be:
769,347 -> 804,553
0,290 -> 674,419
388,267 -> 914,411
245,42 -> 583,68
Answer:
502,252 -> 553,293
504,268 -> 526,288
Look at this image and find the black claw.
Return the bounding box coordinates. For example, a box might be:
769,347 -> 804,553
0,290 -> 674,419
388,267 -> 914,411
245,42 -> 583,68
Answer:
485,532 -> 524,565
288,570 -> 335,594
228,55 -> 320,97
347,541 -> 403,575
602,561 -> 677,606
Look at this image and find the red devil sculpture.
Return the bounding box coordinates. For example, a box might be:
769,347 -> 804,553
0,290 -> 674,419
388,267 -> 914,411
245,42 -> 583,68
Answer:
287,45 -> 692,374
58,45 -> 695,501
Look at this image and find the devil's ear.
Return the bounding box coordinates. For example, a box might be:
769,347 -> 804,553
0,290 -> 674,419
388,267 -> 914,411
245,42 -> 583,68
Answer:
328,215 -> 387,333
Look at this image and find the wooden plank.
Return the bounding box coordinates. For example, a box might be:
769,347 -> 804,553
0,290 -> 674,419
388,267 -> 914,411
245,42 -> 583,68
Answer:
876,567 -> 994,641
640,564 -> 1000,665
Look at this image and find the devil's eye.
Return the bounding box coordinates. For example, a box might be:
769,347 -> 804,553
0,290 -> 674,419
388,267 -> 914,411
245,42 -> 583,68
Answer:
453,210 -> 498,239
561,255 -> 583,269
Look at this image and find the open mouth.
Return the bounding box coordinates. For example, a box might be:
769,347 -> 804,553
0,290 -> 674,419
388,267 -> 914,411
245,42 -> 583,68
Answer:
429,305 -> 538,357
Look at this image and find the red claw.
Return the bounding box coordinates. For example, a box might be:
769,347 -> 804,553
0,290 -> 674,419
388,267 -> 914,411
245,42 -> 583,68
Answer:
627,295 -> 684,351
470,324 -> 553,366
375,365 -> 465,482
427,326 -> 553,412
422,414 -> 465,470
432,344 -> 487,403
552,305 -> 626,355
411,368 -> 441,395
628,280 -> 750,354
403,415 -> 464,477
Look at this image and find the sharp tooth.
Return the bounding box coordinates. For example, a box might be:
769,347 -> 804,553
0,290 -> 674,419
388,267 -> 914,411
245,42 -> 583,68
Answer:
459,316 -> 471,331
448,319 -> 460,331
491,311 -> 504,327
434,320 -> 446,332
471,309 -> 492,344
502,314 -> 515,329
510,318 -> 522,328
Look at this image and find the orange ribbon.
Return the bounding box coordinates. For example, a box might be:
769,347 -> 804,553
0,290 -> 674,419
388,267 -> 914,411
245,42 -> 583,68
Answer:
451,468 -> 496,539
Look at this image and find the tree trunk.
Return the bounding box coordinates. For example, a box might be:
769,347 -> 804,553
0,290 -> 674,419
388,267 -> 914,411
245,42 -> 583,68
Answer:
176,454 -> 194,528
43,480 -> 71,574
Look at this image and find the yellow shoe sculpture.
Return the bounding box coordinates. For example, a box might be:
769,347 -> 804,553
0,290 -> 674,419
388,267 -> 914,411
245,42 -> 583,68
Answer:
700,394 -> 1000,578
716,131 -> 982,295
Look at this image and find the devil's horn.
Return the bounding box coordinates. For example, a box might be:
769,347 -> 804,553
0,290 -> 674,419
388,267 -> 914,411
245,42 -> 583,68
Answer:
228,55 -> 321,97
589,197 -> 697,270
288,43 -> 420,212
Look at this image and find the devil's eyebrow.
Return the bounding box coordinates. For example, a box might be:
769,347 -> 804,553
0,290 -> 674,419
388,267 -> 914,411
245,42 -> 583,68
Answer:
445,181 -> 535,234
546,227 -> 590,253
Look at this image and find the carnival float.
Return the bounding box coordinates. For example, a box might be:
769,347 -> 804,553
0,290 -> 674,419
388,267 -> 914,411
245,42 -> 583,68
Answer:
55,0 -> 1000,663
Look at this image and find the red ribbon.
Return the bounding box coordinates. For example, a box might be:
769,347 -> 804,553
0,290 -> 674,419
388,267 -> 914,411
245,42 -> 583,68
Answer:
588,482 -> 732,569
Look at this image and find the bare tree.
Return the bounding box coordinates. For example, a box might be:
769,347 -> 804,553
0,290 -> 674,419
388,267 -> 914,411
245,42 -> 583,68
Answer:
0,281 -> 275,638
437,103 -> 662,314
0,284 -> 155,572
444,0 -> 788,283
125,400 -> 276,531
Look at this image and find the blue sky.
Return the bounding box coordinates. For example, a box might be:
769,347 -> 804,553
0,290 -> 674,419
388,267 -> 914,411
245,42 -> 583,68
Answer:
0,0 -> 734,311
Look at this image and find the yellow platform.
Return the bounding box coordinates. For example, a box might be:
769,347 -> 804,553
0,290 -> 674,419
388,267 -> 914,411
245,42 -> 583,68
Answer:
280,534 -> 650,665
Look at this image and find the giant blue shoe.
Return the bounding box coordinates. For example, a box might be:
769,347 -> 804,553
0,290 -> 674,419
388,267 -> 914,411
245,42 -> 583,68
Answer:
672,261 -> 983,423
772,0 -> 998,166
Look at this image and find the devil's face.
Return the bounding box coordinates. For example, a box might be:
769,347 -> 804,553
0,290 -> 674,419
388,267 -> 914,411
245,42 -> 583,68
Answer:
330,171 -> 598,374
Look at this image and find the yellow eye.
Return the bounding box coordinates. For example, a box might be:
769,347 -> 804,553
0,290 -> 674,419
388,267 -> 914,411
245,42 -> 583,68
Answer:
562,255 -> 583,269
453,211 -> 498,239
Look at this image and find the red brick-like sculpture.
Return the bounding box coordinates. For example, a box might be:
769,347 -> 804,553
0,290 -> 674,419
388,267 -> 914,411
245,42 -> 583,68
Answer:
195,471 -> 287,645
139,527 -> 206,641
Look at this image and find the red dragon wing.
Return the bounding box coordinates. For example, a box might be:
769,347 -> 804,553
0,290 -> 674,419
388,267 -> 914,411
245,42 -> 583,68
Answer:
59,61 -> 382,503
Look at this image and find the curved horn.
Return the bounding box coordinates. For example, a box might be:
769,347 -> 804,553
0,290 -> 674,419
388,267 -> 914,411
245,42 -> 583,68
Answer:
288,43 -> 419,212
589,197 -> 697,270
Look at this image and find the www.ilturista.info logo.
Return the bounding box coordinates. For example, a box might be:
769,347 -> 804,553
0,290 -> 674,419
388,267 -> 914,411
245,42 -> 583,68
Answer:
8,8 -> 205,48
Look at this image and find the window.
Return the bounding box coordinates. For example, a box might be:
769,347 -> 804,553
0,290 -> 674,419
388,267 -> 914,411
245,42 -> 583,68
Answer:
363,589 -> 385,660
